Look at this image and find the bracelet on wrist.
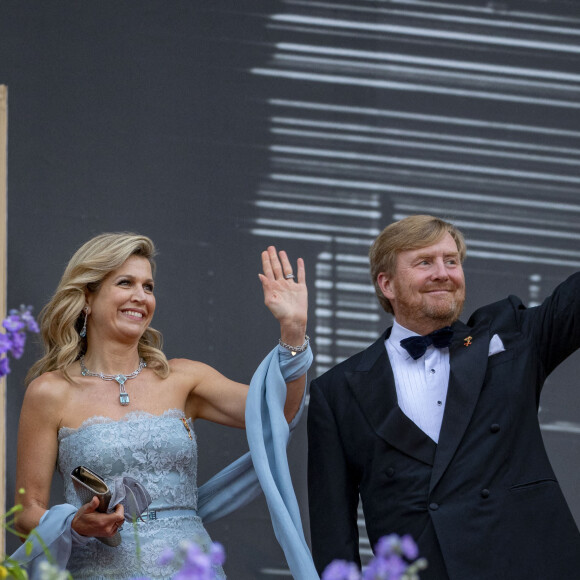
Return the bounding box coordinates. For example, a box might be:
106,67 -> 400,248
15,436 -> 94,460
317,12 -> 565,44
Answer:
278,334 -> 310,356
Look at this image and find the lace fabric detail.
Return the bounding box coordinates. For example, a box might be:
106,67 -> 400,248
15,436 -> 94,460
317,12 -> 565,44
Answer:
57,409 -> 224,579
58,408 -> 187,442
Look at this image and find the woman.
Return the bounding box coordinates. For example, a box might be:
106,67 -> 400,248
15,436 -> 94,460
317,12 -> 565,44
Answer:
13,232 -> 312,579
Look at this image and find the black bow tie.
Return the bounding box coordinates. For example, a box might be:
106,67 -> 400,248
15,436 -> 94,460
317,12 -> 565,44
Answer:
399,326 -> 454,360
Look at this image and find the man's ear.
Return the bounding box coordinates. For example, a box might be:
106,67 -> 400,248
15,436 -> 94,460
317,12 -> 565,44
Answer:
377,272 -> 395,300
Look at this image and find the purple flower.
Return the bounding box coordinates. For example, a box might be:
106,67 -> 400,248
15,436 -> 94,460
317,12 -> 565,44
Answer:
209,543 -> 225,567
175,542 -> 214,579
6,305 -> 40,334
21,310 -> 40,333
399,534 -> 419,561
374,534 -> 401,559
174,570 -> 203,580
0,334 -> 11,355
9,331 -> 26,359
3,314 -> 25,333
364,554 -> 407,580
322,560 -> 361,580
184,542 -> 204,565
0,357 -> 10,377
157,547 -> 175,566
0,305 -> 39,374
142,539 -> 224,580
175,552 -> 213,580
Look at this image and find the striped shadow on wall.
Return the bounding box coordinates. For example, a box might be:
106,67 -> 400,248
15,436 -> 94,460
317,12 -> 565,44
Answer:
248,0 -> 580,573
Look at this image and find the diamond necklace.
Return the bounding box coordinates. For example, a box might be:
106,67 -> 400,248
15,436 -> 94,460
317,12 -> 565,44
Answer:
80,355 -> 147,406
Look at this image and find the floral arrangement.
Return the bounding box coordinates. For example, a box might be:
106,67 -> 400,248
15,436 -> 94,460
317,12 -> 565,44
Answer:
1,531 -> 225,580
1,306 -> 41,578
0,305 -> 39,377
322,534 -> 427,580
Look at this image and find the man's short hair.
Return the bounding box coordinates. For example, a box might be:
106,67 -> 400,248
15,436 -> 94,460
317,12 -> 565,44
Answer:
369,215 -> 466,314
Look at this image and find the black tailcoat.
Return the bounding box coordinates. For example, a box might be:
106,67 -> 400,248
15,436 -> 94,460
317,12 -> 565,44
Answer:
308,272 -> 580,579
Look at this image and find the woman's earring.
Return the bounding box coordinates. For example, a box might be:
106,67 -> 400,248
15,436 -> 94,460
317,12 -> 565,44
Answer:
79,307 -> 88,338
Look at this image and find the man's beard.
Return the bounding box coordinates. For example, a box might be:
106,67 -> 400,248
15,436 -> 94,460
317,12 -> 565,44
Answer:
422,296 -> 464,325
394,287 -> 465,329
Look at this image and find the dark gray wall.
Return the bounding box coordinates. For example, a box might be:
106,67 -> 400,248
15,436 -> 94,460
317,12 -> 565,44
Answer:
1,2 -> 304,574
2,0 -> 580,577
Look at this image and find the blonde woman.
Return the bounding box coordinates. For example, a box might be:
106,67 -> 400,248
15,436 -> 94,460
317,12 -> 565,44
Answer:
12,233 -> 315,579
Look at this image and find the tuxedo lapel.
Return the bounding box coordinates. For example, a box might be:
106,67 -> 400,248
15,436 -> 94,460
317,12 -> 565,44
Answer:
346,332 -> 436,466
429,319 -> 490,491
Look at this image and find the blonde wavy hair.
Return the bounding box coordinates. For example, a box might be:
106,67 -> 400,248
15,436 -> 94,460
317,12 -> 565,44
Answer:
369,215 -> 466,315
26,232 -> 170,385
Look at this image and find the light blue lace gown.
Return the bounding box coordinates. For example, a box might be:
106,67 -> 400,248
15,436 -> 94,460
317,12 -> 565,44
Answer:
57,409 -> 225,579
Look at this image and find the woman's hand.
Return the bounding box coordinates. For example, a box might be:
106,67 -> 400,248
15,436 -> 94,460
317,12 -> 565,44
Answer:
259,246 -> 308,422
71,496 -> 125,538
259,246 -> 307,344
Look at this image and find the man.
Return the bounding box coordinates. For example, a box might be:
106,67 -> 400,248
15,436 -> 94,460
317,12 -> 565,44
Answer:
307,215 -> 580,579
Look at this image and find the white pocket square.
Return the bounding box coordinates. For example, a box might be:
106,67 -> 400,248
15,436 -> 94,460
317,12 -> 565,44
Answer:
488,334 -> 506,356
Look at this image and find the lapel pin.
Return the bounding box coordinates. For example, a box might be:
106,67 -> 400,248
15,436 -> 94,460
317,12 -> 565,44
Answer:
464,336 -> 473,347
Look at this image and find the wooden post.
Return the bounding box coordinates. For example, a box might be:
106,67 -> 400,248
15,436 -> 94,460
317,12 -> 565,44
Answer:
0,85 -> 8,551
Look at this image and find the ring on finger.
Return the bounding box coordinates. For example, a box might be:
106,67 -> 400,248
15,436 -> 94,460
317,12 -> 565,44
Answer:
284,273 -> 295,279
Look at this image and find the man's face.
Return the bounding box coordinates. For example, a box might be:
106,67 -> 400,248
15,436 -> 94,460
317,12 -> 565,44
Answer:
377,232 -> 466,334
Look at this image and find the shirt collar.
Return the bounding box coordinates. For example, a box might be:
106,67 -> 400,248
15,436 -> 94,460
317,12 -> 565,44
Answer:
386,320 -> 420,359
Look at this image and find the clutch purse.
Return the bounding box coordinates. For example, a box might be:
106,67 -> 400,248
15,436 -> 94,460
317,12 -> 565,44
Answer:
71,465 -> 153,548
71,465 -> 120,547
71,465 -> 112,511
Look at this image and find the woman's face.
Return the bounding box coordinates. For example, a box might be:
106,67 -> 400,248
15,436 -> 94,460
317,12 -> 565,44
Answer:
86,255 -> 156,343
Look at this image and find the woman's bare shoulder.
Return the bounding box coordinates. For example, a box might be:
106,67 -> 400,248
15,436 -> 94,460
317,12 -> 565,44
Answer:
25,370 -> 71,407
